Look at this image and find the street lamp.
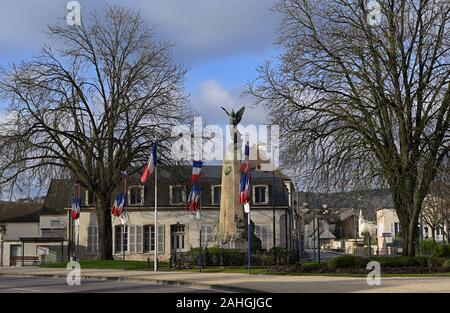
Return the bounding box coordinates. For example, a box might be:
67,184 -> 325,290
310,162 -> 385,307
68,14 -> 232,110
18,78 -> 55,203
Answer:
193,209 -> 203,272
0,225 -> 7,267
299,203 -> 309,259
317,204 -> 328,264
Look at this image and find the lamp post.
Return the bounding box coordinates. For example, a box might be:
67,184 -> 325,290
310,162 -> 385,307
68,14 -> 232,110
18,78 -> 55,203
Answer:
299,203 -> 309,260
317,204 -> 328,264
0,225 -> 6,267
193,209 -> 203,272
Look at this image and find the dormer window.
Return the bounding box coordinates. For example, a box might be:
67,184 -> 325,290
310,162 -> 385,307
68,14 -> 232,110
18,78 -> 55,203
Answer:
211,185 -> 221,205
85,190 -> 94,206
128,186 -> 144,206
253,185 -> 269,204
170,185 -> 186,205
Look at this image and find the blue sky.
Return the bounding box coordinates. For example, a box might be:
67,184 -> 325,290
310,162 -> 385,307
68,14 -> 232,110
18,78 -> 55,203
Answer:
0,0 -> 282,125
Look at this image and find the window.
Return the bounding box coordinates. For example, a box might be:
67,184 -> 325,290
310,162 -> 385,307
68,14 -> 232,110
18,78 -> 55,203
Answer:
85,190 -> 94,206
50,220 -> 62,228
391,222 -> 400,238
41,229 -> 65,238
143,225 -> 165,253
255,225 -> 269,250
200,225 -> 213,243
87,225 -> 98,254
170,186 -> 186,205
114,225 -> 128,253
171,224 -> 186,251
253,185 -> 269,204
211,185 -> 221,205
128,186 -> 143,206
129,225 -> 143,253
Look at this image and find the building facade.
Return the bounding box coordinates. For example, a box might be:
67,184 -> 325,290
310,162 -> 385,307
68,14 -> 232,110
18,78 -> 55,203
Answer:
68,166 -> 298,261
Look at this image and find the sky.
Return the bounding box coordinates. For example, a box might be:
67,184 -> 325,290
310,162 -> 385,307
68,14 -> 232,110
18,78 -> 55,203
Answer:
0,0 -> 282,126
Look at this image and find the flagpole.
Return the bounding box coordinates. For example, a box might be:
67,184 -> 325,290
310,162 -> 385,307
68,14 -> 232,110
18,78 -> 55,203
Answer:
248,208 -> 251,275
154,151 -> 158,272
198,190 -> 202,272
122,173 -> 127,271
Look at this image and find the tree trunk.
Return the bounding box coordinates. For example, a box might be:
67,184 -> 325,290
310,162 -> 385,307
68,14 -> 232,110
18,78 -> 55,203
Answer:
95,193 -> 113,260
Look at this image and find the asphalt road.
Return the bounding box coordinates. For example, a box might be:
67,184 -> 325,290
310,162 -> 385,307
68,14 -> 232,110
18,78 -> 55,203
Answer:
0,276 -> 222,293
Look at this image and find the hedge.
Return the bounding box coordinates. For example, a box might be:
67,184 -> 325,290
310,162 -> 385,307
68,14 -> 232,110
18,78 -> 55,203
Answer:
174,247 -> 299,267
369,256 -> 428,268
327,255 -> 367,269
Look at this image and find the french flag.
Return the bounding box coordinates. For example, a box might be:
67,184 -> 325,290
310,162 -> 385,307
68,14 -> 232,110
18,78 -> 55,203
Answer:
71,198 -> 81,220
141,144 -> 157,183
112,193 -> 126,217
187,184 -> 201,212
191,161 -> 203,184
239,141 -> 251,204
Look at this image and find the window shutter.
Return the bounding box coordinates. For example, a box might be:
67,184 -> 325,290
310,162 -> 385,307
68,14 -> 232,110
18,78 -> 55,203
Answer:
94,226 -> 98,253
137,225 -> 143,253
130,225 -> 136,253
158,225 -> 165,253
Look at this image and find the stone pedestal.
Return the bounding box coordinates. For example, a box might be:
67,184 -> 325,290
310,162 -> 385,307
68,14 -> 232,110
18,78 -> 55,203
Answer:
217,127 -> 246,246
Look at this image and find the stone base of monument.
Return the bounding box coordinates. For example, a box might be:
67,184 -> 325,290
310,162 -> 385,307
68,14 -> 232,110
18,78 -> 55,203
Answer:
215,217 -> 262,252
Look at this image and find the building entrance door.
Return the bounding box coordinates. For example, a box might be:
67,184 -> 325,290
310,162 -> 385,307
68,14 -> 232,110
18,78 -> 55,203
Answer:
170,224 -> 186,252
10,245 -> 22,266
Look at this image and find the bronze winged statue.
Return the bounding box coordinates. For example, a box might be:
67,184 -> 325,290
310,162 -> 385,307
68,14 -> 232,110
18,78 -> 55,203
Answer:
221,106 -> 245,127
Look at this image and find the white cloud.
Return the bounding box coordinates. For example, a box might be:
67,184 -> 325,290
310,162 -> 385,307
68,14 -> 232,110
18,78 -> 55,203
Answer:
191,79 -> 268,125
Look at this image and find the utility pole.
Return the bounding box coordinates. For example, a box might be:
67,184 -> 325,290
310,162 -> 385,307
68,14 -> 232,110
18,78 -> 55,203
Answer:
272,155 -> 276,249
312,209 -> 316,262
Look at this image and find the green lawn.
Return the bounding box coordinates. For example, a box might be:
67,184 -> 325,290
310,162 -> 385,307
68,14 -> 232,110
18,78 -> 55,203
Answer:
40,261 -> 450,277
41,260 -> 169,271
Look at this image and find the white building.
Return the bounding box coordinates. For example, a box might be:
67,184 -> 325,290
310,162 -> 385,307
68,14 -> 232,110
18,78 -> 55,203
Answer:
1,166 -> 300,265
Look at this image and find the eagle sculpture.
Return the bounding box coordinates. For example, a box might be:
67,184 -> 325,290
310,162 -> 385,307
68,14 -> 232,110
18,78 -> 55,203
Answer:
221,106 -> 245,127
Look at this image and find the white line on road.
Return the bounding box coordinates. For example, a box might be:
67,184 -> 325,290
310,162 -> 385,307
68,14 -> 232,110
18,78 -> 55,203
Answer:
11,288 -> 41,292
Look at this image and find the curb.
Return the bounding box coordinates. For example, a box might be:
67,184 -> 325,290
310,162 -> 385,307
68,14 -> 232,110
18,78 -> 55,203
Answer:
0,272 -> 262,293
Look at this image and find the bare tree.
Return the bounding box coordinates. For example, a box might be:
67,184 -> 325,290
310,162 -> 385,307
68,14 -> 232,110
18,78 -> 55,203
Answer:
248,0 -> 450,256
0,6 -> 188,259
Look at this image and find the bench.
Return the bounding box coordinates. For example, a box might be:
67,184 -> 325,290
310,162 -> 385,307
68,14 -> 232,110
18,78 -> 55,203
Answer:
10,256 -> 39,266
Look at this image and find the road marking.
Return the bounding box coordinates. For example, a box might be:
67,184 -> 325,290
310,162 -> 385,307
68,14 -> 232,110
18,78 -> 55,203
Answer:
11,288 -> 41,292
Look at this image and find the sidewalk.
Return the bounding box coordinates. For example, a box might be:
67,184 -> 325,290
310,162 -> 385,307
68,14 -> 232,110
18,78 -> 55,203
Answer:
1,266 -> 450,293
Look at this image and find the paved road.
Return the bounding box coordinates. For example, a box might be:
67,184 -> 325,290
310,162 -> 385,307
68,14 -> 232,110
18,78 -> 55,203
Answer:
1,267 -> 450,292
0,275 -> 221,293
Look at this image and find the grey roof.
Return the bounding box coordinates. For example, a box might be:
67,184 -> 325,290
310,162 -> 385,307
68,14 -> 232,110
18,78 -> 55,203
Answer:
0,201 -> 42,223
43,165 -> 292,210
41,179 -> 72,215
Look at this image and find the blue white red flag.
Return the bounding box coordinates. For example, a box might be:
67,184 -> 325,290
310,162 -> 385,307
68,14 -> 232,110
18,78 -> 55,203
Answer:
191,161 -> 203,184
141,144 -> 157,183
187,184 -> 201,212
112,193 -> 126,217
71,198 -> 81,220
239,141 -> 251,204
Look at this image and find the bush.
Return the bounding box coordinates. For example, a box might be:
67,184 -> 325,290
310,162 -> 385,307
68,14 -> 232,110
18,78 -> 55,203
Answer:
327,255 -> 367,269
442,259 -> 450,269
428,256 -> 446,268
369,256 -> 428,268
436,244 -> 450,258
296,262 -> 328,272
